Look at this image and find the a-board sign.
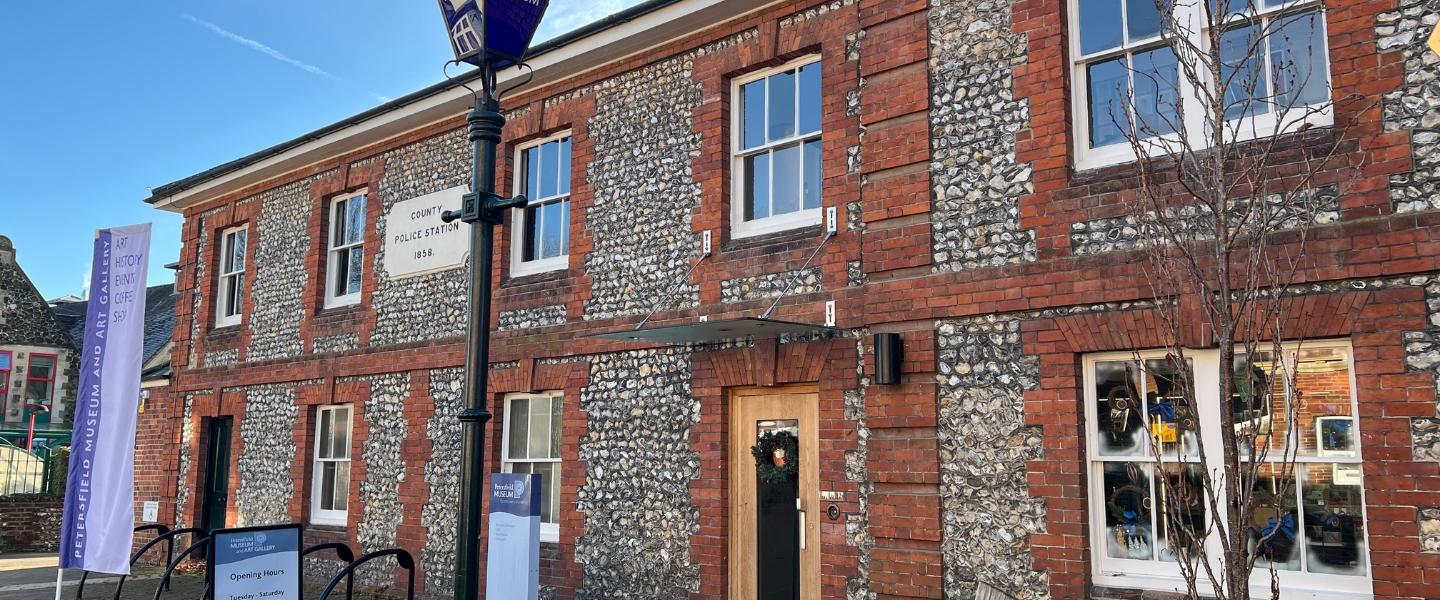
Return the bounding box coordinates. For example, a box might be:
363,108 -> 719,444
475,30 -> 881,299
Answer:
381,186 -> 468,279
485,472 -> 540,600
208,524 -> 302,600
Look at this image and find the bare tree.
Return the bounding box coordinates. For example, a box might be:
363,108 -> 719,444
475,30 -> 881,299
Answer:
1091,0 -> 1371,597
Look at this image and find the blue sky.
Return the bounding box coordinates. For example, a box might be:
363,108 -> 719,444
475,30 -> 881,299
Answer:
0,0 -> 643,300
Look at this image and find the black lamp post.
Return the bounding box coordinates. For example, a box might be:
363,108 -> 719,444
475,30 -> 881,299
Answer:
434,2 -> 548,599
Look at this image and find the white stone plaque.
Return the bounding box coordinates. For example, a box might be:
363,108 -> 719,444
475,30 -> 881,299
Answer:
142,501 -> 158,522
382,186 -> 469,279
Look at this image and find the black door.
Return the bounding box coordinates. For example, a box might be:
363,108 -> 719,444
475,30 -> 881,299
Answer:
199,418 -> 233,547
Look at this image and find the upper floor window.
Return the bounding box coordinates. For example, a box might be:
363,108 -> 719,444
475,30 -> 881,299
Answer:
311,404 -> 352,526
502,392 -> 563,542
1071,0 -> 1331,168
732,56 -> 823,238
1084,341 -> 1368,595
216,226 -> 247,327
511,134 -> 571,277
326,193 -> 366,308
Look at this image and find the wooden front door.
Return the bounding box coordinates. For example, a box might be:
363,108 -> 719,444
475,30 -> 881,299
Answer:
729,385 -> 820,600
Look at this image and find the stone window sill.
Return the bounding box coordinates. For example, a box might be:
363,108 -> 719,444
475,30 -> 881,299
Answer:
723,223 -> 823,255
503,267 -> 569,289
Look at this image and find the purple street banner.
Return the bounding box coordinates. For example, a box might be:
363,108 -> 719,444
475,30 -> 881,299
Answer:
59,223 -> 152,574
437,0 -> 550,70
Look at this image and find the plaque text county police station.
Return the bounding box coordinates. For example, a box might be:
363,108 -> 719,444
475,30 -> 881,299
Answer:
382,186 -> 469,278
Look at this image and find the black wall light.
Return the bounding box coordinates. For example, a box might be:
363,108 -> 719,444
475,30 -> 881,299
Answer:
873,332 -> 903,385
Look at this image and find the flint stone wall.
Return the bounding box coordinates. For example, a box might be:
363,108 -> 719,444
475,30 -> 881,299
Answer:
928,0 -> 1036,272
1069,186 -> 1341,256
498,304 -> 568,331
936,316 -> 1047,599
574,349 -> 700,599
1379,0 -> 1440,212
355,373 -> 411,586
1422,507 -> 1440,552
174,392 -> 200,530
720,267 -> 823,303
421,368 -> 464,597
247,175 -> 331,362
369,130 -> 471,346
578,34 -> 765,320
235,383 -> 305,526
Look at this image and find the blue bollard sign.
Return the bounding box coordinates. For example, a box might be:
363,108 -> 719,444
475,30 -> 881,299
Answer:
209,524 -> 302,600
486,472 -> 541,600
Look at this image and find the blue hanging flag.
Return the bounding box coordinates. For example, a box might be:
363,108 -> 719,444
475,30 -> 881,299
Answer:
438,0 -> 550,70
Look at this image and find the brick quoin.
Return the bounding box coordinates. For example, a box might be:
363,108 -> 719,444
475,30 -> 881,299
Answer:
133,0 -> 1440,598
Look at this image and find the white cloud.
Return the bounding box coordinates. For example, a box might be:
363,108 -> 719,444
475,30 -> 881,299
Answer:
182,14 -> 338,80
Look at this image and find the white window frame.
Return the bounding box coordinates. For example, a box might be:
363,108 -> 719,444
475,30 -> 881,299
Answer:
325,192 -> 367,308
310,404 -> 353,526
1082,339 -> 1370,598
510,132 -> 572,277
500,391 -> 563,543
1069,0 -> 1334,170
215,226 -> 247,327
730,55 -> 824,239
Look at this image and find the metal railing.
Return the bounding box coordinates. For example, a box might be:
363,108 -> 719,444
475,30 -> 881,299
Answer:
0,435 -> 68,497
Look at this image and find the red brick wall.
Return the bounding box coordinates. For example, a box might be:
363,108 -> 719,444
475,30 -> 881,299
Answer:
0,496 -> 63,552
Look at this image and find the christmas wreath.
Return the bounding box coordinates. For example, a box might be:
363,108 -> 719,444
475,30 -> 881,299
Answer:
751,430 -> 800,483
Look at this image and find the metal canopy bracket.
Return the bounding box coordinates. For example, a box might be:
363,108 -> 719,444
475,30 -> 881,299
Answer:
594,317 -> 840,345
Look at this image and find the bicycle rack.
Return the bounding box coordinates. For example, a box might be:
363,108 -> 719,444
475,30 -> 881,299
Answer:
302,543 -> 356,600
316,548 -> 415,600
83,526 -> 204,600
75,524 -> 173,599
152,535 -> 213,600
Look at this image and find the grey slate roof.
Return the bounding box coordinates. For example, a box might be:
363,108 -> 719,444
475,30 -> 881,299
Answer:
51,283 -> 176,369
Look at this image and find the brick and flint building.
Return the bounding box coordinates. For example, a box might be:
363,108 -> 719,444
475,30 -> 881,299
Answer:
136,0 -> 1440,597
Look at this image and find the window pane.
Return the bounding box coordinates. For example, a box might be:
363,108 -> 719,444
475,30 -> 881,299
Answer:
333,252 -> 350,297
523,205 -> 540,262
346,197 -> 366,245
1087,58 -> 1129,148
1133,46 -> 1180,137
802,139 -> 822,210
741,80 -> 766,150
346,248 -> 363,295
1249,465 -> 1300,571
1079,0 -> 1124,54
557,138 -> 571,194
0,354 -> 11,370
333,462 -> 350,511
29,357 -> 54,379
25,381 -> 51,403
1127,0 -> 1163,40
529,397 -> 551,458
224,233 -> 238,273
1102,462 -> 1154,560
333,408 -> 351,459
1210,0 -> 1257,20
560,199 -> 571,252
533,462 -> 557,524
232,275 -> 245,316
318,410 -> 333,459
1221,24 -> 1268,119
1300,463 -> 1366,576
332,206 -> 348,246
540,141 -> 559,199
1095,361 -> 1143,456
508,398 -> 530,460
1144,357 -> 1196,457
771,144 -> 800,216
745,153 -> 770,221
541,201 -> 565,259
525,146 -> 541,197
1156,465 -> 1206,563
1270,10 -> 1328,110
321,462 -> 336,510
232,230 -> 247,270
550,395 -> 563,458
798,62 -> 821,135
768,70 -> 796,142
1292,347 -> 1355,457
1235,351 -> 1284,454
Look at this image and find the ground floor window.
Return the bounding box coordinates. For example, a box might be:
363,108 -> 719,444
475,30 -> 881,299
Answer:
25,354 -> 55,425
311,404 -> 352,526
1084,341 -> 1368,595
502,391 -> 562,542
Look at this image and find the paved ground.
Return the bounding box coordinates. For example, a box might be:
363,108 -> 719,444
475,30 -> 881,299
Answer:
0,554 -> 397,600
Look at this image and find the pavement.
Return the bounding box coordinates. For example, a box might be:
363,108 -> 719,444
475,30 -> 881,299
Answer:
0,553 -> 397,600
